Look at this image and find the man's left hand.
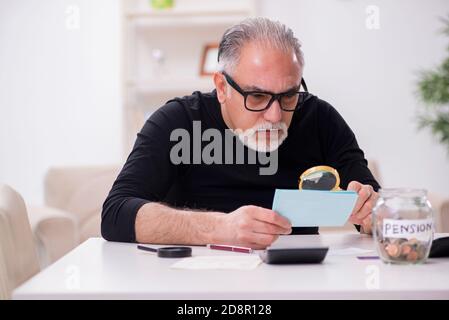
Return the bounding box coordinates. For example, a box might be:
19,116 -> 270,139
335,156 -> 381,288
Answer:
347,181 -> 379,234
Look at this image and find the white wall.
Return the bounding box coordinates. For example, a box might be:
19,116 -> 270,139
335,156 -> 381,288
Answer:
260,0 -> 449,195
0,0 -> 122,205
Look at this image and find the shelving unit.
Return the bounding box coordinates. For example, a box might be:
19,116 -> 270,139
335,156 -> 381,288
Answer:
121,0 -> 256,154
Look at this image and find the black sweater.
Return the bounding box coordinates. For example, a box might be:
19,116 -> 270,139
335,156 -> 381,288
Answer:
101,91 -> 380,242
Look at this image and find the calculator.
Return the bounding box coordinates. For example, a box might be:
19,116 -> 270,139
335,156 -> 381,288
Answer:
259,247 -> 329,264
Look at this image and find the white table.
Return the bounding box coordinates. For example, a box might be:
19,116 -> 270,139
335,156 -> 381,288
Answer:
13,233 -> 449,299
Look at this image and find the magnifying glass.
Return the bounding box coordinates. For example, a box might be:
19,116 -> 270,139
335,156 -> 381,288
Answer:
137,245 -> 192,258
299,165 -> 341,191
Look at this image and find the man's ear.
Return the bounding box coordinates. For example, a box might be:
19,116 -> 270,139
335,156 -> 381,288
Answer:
213,72 -> 227,104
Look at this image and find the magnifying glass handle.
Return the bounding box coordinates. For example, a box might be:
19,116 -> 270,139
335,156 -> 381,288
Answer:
137,245 -> 158,253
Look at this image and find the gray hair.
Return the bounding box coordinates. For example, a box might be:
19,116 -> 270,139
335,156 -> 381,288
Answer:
217,17 -> 304,74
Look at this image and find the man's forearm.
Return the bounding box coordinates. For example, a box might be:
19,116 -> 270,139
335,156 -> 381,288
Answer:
135,202 -> 227,245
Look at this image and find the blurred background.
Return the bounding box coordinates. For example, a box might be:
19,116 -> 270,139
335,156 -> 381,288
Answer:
0,0 -> 449,293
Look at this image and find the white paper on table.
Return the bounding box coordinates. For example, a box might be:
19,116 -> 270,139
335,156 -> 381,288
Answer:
328,247 -> 374,256
170,255 -> 262,270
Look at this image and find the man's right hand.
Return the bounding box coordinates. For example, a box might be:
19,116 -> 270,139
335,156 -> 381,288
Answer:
218,205 -> 292,249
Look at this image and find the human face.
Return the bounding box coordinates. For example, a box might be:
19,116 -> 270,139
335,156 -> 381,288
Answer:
214,42 -> 303,152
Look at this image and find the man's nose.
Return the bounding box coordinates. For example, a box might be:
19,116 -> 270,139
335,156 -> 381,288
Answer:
263,99 -> 282,123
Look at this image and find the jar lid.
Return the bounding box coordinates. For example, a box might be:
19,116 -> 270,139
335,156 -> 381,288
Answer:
378,188 -> 427,198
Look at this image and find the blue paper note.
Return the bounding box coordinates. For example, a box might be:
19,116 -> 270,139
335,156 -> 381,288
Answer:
272,189 -> 358,227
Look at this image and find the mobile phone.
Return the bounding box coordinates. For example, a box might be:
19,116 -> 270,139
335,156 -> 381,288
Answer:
259,247 -> 329,264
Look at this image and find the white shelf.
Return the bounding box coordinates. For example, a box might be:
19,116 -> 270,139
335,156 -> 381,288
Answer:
126,8 -> 250,18
127,77 -> 215,95
128,10 -> 249,27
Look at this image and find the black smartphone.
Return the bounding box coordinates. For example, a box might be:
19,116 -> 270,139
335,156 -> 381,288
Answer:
259,247 -> 329,264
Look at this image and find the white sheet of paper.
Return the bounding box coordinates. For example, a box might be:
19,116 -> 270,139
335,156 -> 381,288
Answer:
328,247 -> 374,256
170,255 -> 262,270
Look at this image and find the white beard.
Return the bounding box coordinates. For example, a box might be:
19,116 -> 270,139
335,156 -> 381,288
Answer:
233,122 -> 288,152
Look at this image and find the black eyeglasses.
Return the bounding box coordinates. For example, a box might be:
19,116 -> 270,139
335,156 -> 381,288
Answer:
222,72 -> 309,112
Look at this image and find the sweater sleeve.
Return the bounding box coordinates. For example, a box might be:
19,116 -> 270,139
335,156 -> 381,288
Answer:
101,102 -> 182,242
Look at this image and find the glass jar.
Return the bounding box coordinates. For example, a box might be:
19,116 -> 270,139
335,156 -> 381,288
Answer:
372,188 -> 434,264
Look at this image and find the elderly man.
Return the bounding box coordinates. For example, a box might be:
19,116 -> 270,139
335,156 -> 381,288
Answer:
102,18 -> 380,249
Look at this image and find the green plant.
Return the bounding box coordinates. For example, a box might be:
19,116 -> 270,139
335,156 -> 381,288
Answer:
417,16 -> 449,153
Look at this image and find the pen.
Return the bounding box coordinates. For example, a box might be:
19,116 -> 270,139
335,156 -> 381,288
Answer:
207,244 -> 253,253
356,256 -> 380,260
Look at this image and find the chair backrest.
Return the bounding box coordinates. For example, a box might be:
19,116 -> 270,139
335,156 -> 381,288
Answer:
0,184 -> 40,299
43,165 -> 120,241
44,165 -> 119,213
0,220 -> 11,300
441,201 -> 449,232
